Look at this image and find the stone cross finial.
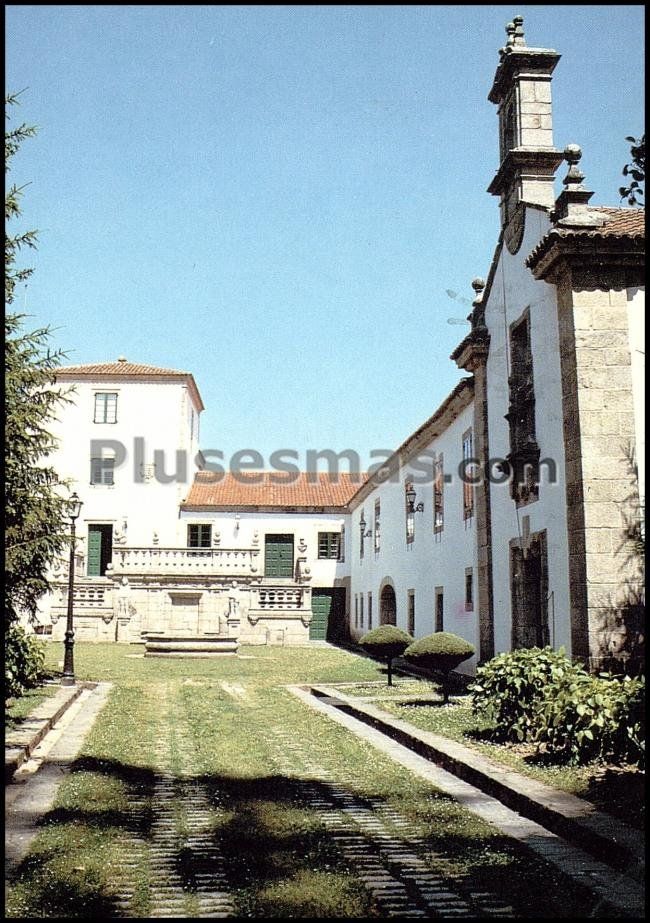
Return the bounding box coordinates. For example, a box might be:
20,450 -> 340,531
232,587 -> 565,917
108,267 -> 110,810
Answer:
512,15 -> 526,46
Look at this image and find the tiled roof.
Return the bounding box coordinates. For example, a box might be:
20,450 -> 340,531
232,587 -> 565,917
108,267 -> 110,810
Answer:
589,207 -> 645,237
182,471 -> 368,509
57,361 -> 190,376
56,360 -> 205,411
526,206 -> 645,273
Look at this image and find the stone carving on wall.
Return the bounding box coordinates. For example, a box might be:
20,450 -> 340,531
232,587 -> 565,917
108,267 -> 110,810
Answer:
114,519 -> 128,545
115,576 -> 136,625
296,557 -> 312,583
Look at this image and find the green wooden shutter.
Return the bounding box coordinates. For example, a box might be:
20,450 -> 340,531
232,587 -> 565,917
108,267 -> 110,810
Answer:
310,587 -> 346,640
310,590 -> 332,640
264,535 -> 294,577
87,527 -> 103,576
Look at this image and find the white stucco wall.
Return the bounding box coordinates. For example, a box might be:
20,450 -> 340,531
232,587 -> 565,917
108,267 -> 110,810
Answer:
349,400 -> 479,673
484,206 -> 571,656
177,509 -> 350,587
48,376 -> 203,553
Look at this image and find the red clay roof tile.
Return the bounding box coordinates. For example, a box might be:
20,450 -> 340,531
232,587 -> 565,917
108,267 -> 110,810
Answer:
182,471 -> 367,509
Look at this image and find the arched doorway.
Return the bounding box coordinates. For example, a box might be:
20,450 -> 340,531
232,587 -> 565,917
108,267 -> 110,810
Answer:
380,585 -> 397,625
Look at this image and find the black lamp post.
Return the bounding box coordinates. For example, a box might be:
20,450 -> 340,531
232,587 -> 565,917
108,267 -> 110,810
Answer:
61,492 -> 83,686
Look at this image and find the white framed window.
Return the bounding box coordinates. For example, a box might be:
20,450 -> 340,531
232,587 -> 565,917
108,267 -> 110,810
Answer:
374,499 -> 381,553
462,428 -> 474,521
407,590 -> 415,634
187,524 -> 212,548
94,392 -> 118,423
465,568 -> 474,611
90,456 -> 115,485
434,454 -> 444,533
318,532 -> 342,560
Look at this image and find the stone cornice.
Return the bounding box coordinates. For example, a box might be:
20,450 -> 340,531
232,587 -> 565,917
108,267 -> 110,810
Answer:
56,370 -> 205,412
450,332 -> 490,372
487,149 -> 563,197
526,230 -> 645,282
488,47 -> 560,104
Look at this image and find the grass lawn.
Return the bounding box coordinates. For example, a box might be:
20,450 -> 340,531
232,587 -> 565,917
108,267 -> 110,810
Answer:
5,683 -> 60,731
5,643 -> 629,918
337,676 -> 645,830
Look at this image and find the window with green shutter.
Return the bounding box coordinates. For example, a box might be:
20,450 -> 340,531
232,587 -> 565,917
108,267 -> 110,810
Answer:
90,457 -> 115,485
87,524 -> 113,576
318,532 -> 341,560
187,524 -> 212,547
94,392 -> 118,423
264,534 -> 294,577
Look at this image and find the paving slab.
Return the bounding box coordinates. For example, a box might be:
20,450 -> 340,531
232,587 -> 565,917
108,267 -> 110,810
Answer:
5,682 -> 90,782
309,683 -> 644,881
5,682 -> 113,875
288,684 -> 644,918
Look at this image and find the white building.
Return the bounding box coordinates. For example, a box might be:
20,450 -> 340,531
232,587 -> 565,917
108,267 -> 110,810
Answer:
38,16 -> 644,672
348,379 -> 479,674
451,16 -> 644,671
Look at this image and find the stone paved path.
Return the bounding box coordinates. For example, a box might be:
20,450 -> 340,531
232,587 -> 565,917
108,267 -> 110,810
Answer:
8,676 -> 642,918
289,683 -> 644,919
5,684 -> 113,873
114,687 -> 236,919
255,721 -> 516,918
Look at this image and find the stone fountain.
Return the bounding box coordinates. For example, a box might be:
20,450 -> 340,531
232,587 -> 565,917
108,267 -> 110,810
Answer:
143,595 -> 240,657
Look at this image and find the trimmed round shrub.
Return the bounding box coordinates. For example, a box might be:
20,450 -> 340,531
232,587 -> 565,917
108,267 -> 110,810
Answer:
469,646 -> 584,742
404,632 -> 475,702
359,625 -> 414,685
5,624 -> 46,702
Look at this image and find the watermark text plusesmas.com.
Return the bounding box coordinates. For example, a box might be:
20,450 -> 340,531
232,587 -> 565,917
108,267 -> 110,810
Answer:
89,439 -> 558,488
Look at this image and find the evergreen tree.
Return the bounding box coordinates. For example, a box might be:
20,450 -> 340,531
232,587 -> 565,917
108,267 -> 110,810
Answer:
5,93 -> 70,629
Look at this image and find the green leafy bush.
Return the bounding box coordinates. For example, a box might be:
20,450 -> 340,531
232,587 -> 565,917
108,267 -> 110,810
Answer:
404,632 -> 475,702
470,646 -> 645,767
533,672 -> 645,767
469,646 -> 585,742
5,624 -> 46,702
358,625 -> 413,686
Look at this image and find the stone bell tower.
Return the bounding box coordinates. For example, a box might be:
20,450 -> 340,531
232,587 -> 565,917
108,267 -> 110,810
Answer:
487,15 -> 564,231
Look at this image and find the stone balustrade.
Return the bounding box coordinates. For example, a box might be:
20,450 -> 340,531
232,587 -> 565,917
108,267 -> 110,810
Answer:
110,546 -> 261,577
256,586 -> 304,609
50,579 -> 114,628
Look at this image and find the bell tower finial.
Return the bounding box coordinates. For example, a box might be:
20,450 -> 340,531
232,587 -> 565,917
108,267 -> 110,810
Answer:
512,15 -> 525,46
488,18 -> 563,226
552,144 -> 605,227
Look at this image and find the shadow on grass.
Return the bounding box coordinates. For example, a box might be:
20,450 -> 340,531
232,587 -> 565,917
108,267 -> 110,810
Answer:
571,765 -> 645,831
6,752 -> 630,919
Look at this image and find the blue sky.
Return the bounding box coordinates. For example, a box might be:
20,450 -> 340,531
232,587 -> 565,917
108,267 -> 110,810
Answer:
6,5 -> 645,469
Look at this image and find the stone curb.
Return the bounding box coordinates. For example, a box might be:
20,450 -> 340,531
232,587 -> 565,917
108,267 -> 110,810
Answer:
5,681 -> 96,783
310,684 -> 644,881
